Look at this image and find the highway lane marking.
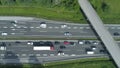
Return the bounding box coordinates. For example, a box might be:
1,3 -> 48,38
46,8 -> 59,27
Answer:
117,27 -> 120,29
54,27 -> 59,29
11,29 -> 15,31
71,54 -> 76,56
28,54 -> 34,56
23,27 -> 27,28
22,54 -> 27,56
111,27 -> 115,29
3,26 -> 8,28
16,54 -> 20,56
67,27 -> 71,29
30,27 -> 34,28
64,54 -> 69,56
50,54 -> 54,56
40,31 -> 47,32
43,54 -> 47,56
86,27 -> 90,29
16,26 -> 21,28
11,33 -> 15,35
79,27 -> 84,29
36,54 -> 41,56
10,27 -> 14,28
73,27 -> 78,29
1,54 -> 4,56
14,33 -> 24,35
48,27 -> 53,29
36,27 -> 40,28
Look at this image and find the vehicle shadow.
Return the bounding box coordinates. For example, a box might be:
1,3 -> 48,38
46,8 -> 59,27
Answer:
1,51 -> 23,68
28,55 -> 44,68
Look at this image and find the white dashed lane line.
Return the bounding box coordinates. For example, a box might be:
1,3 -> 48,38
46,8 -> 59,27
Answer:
48,27 -> 53,29
10,27 -> 14,28
0,54 -> 4,56
117,27 -> 120,29
73,27 -> 78,29
11,33 -> 15,35
79,27 -> 84,29
54,27 -> 59,29
67,27 -> 71,29
30,27 -> 34,28
36,54 -> 41,56
85,27 -> 90,29
111,27 -> 115,29
3,26 -> 8,28
36,27 -> 40,28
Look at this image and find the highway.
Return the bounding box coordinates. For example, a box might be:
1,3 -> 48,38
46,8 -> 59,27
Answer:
78,0 -> 120,68
0,20 -> 120,38
0,40 -> 109,64
1,40 -> 120,64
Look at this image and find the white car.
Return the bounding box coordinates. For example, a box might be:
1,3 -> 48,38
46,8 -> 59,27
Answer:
78,40 -> 84,44
27,41 -> 33,45
0,46 -> 6,50
11,20 -> 17,26
1,32 -> 8,36
61,24 -> 67,28
40,22 -> 47,28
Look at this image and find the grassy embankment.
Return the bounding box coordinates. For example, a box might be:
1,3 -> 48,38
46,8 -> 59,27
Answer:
0,0 -> 119,24
90,0 -> 120,24
0,58 -> 116,68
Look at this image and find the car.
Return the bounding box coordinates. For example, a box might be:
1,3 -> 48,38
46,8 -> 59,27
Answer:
64,32 -> 72,36
99,50 -> 107,53
69,42 -> 76,46
92,41 -> 99,45
78,40 -> 84,44
64,41 -> 70,45
61,24 -> 67,28
15,41 -> 21,43
0,46 -> 6,50
91,46 -> 96,50
1,32 -> 8,36
113,32 -> 119,36
27,41 -> 33,45
54,41 -> 60,45
84,40 -> 91,44
40,22 -> 47,28
58,50 -> 64,55
11,20 -> 17,26
60,45 -> 66,49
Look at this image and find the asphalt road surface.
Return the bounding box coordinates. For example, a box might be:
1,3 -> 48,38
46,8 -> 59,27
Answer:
0,20 -> 120,38
0,40 -> 108,63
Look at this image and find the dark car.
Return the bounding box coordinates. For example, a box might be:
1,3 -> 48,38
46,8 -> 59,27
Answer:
64,41 -> 70,45
60,45 -> 66,49
84,41 -> 91,44
54,41 -> 60,45
100,50 -> 107,53
69,42 -> 76,46
15,41 -> 21,43
0,42 -> 6,46
58,50 -> 63,53
113,32 -> 119,36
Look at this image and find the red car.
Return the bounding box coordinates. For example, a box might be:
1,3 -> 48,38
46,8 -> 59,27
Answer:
64,41 -> 70,45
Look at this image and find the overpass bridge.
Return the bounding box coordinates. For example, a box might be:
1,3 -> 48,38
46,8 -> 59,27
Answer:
78,0 -> 120,67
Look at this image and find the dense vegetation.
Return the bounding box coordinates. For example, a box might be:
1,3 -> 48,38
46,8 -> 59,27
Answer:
0,0 -> 119,24
0,0 -> 86,23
